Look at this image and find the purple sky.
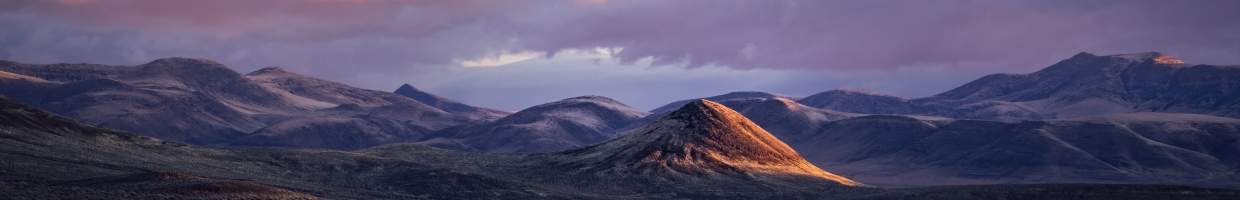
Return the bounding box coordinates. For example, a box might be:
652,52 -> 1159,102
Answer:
2,0 -> 1238,111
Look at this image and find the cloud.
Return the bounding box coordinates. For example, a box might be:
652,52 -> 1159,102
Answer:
1,0 -> 1238,109
5,0 -> 1237,71
511,0 -> 1240,70
0,0 -> 531,75
460,51 -> 545,68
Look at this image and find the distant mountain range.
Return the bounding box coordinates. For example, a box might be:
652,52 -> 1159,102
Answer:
427,95 -> 649,153
5,96 -> 1234,199
635,52 -> 1240,187
3,51 -> 1240,193
0,58 -> 505,149
801,52 -> 1240,120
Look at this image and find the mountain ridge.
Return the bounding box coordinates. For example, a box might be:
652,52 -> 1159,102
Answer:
394,83 -> 509,121
801,52 -> 1240,120
546,99 -> 860,186
0,57 -> 504,149
431,95 -> 649,153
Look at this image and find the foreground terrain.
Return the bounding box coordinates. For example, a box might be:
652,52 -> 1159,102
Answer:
2,97 -> 1239,199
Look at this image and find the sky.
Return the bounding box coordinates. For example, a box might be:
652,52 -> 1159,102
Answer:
1,0 -> 1238,111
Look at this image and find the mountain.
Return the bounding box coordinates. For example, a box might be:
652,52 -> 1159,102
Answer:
0,96 -> 571,199
243,67 -> 512,121
0,58 -> 280,143
798,89 -> 1047,121
0,58 -> 494,148
641,92 -> 857,142
798,90 -> 924,114
394,84 -> 509,121
231,67 -> 477,149
797,112 -> 1240,187
3,95 -> 1238,199
625,88 -> 1240,188
431,96 -> 649,153
457,92 -> 853,155
126,58 -> 312,113
618,52 -> 1240,188
923,52 -> 1240,119
229,103 -> 470,149
245,67 -> 410,109
648,91 -> 786,114
0,70 -> 57,103
0,60 -> 131,82
539,99 -> 860,194
803,52 -> 1240,120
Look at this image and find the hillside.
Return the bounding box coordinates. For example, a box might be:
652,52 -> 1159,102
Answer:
432,96 -> 649,153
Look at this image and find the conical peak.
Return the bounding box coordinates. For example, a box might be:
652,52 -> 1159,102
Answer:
663,99 -> 784,133
564,98 -> 861,186
394,83 -> 435,100
394,84 -> 450,107
395,83 -> 419,92
666,99 -> 752,127
1070,52 -> 1097,59
655,99 -> 804,162
666,99 -> 725,118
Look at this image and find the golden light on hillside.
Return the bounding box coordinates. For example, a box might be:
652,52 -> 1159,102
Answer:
1154,55 -> 1185,64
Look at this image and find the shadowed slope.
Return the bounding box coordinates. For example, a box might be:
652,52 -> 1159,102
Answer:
395,84 -> 509,121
